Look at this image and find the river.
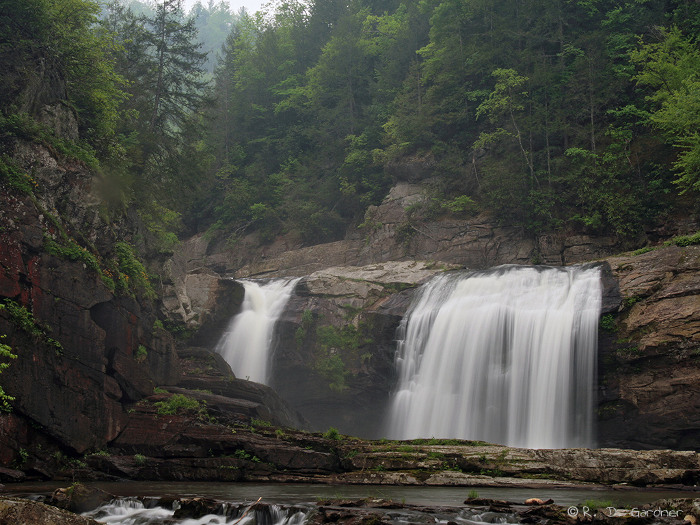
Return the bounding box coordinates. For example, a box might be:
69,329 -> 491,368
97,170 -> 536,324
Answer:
4,480 -> 697,506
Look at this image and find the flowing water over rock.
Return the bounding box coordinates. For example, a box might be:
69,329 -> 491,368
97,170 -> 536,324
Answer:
387,265 -> 602,448
215,278 -> 300,384
83,498 -> 309,525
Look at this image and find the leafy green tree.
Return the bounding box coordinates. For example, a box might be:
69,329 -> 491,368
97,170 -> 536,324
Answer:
1,0 -> 126,152
632,27 -> 700,193
476,68 -> 536,185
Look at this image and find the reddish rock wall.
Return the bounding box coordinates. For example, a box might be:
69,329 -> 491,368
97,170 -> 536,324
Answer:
0,137 -> 180,457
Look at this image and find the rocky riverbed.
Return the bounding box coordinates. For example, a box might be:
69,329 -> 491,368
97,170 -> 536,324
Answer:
2,485 -> 700,525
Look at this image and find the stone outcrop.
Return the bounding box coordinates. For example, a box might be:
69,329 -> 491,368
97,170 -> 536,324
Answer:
271,261 -> 452,437
159,183 -> 635,332
598,245 -> 700,450
171,346 -> 306,428
160,233 -> 245,336
48,484 -> 113,514
217,183 -> 627,278
332,440 -> 700,487
19,420 -> 700,487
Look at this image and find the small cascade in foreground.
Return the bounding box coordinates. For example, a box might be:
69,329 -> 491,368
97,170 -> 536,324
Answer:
83,497 -> 310,525
387,265 -> 602,449
215,278 -> 299,385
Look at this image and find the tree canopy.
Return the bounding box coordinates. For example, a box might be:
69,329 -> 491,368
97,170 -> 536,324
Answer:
2,0 -> 699,249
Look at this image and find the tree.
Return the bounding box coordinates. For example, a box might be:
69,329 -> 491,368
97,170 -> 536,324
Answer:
147,0 -> 209,139
1,0 -> 126,151
632,27 -> 700,193
476,68 -> 536,185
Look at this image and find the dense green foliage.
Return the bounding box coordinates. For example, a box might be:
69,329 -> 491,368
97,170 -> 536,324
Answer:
0,0 -> 127,153
0,333 -> 17,412
200,0 -> 700,244
2,0 -> 699,249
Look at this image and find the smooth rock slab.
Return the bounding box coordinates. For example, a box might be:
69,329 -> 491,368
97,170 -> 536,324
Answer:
0,497 -> 98,525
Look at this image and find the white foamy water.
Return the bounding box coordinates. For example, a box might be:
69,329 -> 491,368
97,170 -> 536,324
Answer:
83,498 -> 309,525
387,265 -> 602,449
215,278 -> 299,384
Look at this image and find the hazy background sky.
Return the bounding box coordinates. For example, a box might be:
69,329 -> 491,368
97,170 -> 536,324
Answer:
182,0 -> 268,14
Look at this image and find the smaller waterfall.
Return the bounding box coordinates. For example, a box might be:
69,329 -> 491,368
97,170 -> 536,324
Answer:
387,265 -> 602,449
215,278 -> 299,384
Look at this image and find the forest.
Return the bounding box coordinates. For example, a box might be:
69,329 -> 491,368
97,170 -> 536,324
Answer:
2,0 -> 700,253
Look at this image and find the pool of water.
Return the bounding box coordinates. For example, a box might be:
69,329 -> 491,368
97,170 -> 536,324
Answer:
3,481 -> 697,507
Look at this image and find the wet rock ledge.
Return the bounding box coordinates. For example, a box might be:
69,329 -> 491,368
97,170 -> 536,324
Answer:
1,334 -> 699,490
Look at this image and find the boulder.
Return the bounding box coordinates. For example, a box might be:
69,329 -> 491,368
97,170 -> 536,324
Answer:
173,346 -> 306,429
0,497 -> 98,525
48,483 -> 114,514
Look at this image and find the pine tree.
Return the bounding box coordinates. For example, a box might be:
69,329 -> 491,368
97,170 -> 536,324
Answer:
146,0 -> 209,140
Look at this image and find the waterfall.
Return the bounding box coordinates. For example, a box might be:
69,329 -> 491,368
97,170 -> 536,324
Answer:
215,278 -> 299,385
387,265 -> 601,449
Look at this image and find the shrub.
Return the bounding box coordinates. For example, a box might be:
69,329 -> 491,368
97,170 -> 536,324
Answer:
599,314 -> 617,332
665,231 -> 700,247
154,394 -> 201,415
0,155 -> 35,194
1,299 -> 63,354
0,335 -> 17,411
114,242 -> 157,299
323,427 -> 341,440
135,344 -> 148,363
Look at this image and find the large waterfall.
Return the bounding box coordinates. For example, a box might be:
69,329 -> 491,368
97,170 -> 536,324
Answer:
215,278 -> 299,384
387,265 -> 601,449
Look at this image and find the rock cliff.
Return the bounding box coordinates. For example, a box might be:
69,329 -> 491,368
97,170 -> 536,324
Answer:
160,199 -> 699,449
0,131 -> 179,458
0,118 -> 303,478
597,246 -> 700,450
167,182 -> 631,284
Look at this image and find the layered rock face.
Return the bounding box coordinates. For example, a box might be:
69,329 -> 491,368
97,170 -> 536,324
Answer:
598,246 -> 700,450
169,183 -> 627,283
270,261 -> 451,437
0,137 -> 179,457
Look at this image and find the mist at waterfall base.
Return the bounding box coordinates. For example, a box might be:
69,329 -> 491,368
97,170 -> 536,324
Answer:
215,278 -> 299,384
387,265 -> 602,449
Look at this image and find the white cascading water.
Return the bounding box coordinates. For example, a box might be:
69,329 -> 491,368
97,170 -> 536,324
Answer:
387,265 -> 602,449
215,278 -> 299,384
83,498 -> 310,525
